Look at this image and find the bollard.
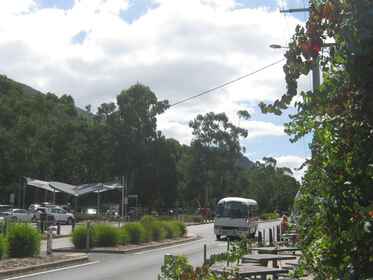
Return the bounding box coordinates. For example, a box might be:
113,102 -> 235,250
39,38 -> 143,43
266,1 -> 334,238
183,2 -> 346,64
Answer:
273,226 -> 276,242
47,227 -> 53,255
86,221 -> 91,252
276,225 -> 281,242
203,244 -> 207,265
258,231 -> 263,247
57,223 -> 61,235
72,219 -> 76,232
263,230 -> 266,246
269,228 -> 273,246
227,238 -> 230,266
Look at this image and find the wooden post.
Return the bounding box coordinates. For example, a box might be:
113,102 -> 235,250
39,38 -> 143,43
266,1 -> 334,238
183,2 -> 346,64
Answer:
276,225 -> 281,242
258,231 -> 263,247
47,227 -> 53,255
203,244 -> 207,265
269,228 -> 273,246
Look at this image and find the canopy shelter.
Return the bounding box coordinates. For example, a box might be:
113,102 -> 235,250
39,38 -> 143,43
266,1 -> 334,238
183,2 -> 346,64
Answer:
24,177 -> 124,214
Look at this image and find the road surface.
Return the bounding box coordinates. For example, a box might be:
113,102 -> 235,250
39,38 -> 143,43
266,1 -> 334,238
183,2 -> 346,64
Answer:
13,221 -> 280,280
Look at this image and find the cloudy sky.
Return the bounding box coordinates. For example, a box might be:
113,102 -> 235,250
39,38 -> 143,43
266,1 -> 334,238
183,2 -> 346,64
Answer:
0,0 -> 312,180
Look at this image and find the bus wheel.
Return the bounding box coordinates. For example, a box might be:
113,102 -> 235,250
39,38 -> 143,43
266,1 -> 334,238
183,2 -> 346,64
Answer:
216,235 -> 221,241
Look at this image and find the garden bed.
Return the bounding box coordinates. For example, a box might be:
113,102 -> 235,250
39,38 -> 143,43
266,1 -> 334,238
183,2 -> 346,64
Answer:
0,253 -> 88,278
54,234 -> 199,254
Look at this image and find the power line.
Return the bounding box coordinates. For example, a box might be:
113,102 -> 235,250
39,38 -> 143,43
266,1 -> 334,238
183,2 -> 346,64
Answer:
169,58 -> 285,107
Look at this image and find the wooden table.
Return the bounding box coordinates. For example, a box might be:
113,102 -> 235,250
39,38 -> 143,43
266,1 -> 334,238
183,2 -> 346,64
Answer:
280,233 -> 298,246
211,263 -> 288,280
251,246 -> 300,255
241,253 -> 296,268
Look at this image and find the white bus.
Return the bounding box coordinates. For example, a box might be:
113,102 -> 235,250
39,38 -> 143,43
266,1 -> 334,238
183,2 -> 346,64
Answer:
214,197 -> 258,240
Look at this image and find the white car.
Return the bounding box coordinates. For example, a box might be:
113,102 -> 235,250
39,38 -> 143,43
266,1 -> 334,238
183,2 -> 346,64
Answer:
2,209 -> 34,222
47,207 -> 75,225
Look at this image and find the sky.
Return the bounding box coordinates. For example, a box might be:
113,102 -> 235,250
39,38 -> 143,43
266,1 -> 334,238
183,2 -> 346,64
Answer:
0,0 -> 312,180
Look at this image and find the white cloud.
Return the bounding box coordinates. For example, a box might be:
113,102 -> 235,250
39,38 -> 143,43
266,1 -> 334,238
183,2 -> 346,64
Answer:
275,155 -> 308,181
242,120 -> 285,139
0,0 -> 305,148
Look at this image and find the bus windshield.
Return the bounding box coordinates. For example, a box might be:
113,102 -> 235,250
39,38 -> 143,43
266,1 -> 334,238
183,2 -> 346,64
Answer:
216,201 -> 248,219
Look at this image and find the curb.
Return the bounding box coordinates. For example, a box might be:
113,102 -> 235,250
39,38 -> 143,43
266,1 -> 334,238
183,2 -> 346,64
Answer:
53,234 -> 201,254
0,254 -> 89,278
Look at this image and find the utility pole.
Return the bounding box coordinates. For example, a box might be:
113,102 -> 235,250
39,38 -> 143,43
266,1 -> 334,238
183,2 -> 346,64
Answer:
121,176 -> 124,219
280,7 -> 321,91
124,176 -> 128,222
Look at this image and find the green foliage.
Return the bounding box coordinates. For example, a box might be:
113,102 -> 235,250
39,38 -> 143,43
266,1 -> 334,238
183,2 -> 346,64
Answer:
162,221 -> 183,239
140,215 -> 165,241
121,223 -> 146,244
158,255 -> 193,280
260,212 -> 280,220
71,225 -> 95,249
0,235 -> 6,259
259,0 -> 373,278
118,227 -> 129,245
93,223 -> 119,247
7,223 -> 41,258
174,221 -> 186,237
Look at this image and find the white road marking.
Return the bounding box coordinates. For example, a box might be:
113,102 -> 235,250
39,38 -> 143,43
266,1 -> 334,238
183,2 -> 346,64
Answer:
3,261 -> 99,280
133,240 -> 205,255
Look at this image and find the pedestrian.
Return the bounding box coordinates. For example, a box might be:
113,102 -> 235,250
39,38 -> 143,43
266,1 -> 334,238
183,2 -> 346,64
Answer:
281,213 -> 288,233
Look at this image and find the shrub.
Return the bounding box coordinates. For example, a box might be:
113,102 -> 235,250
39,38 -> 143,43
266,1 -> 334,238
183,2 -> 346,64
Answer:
174,221 -> 186,237
0,236 -> 6,259
71,224 -> 96,249
151,221 -> 165,241
122,223 -> 146,244
7,223 -> 41,258
119,227 -> 130,245
260,212 -> 280,220
93,224 -> 119,247
140,215 -> 165,241
162,222 -> 175,239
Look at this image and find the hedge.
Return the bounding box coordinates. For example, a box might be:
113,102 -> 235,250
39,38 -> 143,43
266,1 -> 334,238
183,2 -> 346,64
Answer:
71,225 -> 96,249
7,223 -> 41,258
94,223 -> 119,247
120,223 -> 146,244
0,236 -> 6,259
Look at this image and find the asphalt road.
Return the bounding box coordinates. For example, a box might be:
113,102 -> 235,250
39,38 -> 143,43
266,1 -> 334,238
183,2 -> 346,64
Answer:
15,221 -> 280,280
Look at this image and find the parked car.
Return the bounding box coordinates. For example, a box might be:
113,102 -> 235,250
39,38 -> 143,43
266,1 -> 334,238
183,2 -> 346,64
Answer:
46,207 -> 75,225
0,205 -> 12,213
8,209 -> 34,222
32,207 -> 56,224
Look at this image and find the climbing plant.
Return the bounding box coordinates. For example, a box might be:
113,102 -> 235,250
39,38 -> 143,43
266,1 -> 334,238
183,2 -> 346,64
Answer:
260,0 -> 373,278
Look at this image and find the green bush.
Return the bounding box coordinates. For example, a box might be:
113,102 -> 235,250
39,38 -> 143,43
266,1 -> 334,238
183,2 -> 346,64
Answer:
162,222 -> 175,239
71,224 -> 96,249
93,224 -> 119,247
174,221 -> 186,237
119,227 -> 130,245
140,215 -> 165,241
0,235 -> 6,259
7,223 -> 41,258
260,212 -> 280,220
151,221 -> 165,241
122,223 -> 146,244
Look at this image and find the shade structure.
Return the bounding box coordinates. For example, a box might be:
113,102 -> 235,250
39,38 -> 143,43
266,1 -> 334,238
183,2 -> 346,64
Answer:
26,177 -> 59,193
49,181 -> 79,197
25,178 -> 123,197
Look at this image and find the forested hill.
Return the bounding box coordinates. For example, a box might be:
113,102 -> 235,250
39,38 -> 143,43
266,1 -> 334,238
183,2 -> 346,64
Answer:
0,75 -> 298,213
0,75 -> 90,117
